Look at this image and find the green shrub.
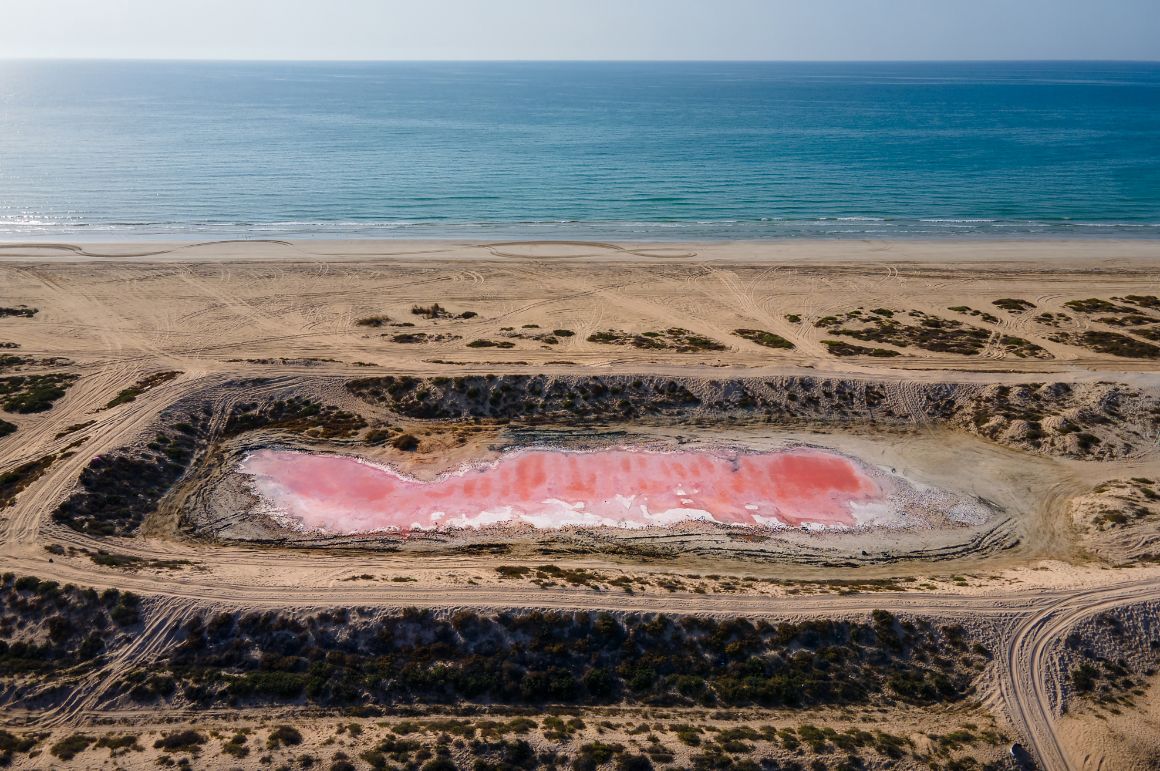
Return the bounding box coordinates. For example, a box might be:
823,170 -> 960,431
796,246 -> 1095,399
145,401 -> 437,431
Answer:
153,730 -> 205,753
268,725 -> 303,749
0,374 -> 78,413
734,329 -> 794,350
50,734 -> 94,760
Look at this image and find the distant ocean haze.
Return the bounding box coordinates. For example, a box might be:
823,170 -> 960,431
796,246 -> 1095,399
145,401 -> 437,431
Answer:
0,60 -> 1157,240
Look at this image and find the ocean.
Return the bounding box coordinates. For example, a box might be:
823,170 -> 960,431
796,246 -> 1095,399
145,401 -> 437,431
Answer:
0,60 -> 1158,240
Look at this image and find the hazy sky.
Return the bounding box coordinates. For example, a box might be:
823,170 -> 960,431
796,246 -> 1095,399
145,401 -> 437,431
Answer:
3,0 -> 1158,61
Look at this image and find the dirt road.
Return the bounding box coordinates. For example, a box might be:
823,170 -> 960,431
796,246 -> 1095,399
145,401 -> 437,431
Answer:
5,245 -> 1160,768
4,534 -> 1160,770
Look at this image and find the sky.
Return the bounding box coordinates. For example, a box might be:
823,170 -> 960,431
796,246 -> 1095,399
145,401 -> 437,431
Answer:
1,0 -> 1158,61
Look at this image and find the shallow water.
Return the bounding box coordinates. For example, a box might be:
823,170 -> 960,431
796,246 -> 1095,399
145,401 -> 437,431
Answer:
239,447 -> 894,534
3,61 -> 1159,240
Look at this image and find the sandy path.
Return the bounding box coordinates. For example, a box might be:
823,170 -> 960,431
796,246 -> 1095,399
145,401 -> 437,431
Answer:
1000,580 -> 1160,771
4,242 -> 1160,768
6,537 -> 1160,771
0,238 -> 1156,264
5,246 -> 1160,382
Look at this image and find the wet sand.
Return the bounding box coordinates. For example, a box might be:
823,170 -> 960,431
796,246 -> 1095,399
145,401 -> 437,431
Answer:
0,237 -> 1158,265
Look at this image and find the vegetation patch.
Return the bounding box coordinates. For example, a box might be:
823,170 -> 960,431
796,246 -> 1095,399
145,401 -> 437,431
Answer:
1064,608 -> 1160,714
1132,327 -> 1160,342
0,451 -> 68,509
587,329 -> 726,353
817,308 -> 992,355
52,413 -> 210,536
467,339 -> 517,349
95,734 -> 142,756
948,306 -> 1000,324
356,316 -> 391,327
0,730 -> 42,765
86,549 -> 194,572
0,306 -> 37,318
0,354 -> 72,373
224,396 -> 367,439
1095,313 -> 1157,327
0,575 -> 142,682
0,354 -> 33,371
153,730 -> 206,753
267,725 -> 304,749
348,374 -> 701,422
349,373 -> 1157,461
1034,312 -> 1070,327
221,732 -> 250,758
50,734 -> 94,761
956,381 -> 1157,459
501,329 -> 569,345
392,433 -> 420,452
118,607 -> 986,712
0,574 -> 1020,771
1073,331 -> 1160,359
733,329 -> 794,350
992,298 -> 1036,313
998,335 -> 1052,359
412,304 -> 477,320
54,420 -> 95,439
1070,478 -> 1160,565
1064,298 -> 1137,314
0,373 -> 78,413
1119,295 -> 1160,310
54,391 -> 368,536
496,564 -> 605,588
1083,478 -> 1158,531
821,340 -> 900,358
391,333 -> 461,344
228,356 -> 341,367
177,716 -> 998,771
0,418 -> 14,439
104,370 -> 181,409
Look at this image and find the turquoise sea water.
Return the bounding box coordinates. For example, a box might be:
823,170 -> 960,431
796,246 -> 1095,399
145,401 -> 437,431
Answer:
0,60 -> 1158,240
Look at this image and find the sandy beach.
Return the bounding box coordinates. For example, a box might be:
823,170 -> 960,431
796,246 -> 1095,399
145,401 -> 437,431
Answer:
1,237 -> 1158,263
1,238 -> 1159,381
3,12 -> 1159,763
2,239 -> 1160,770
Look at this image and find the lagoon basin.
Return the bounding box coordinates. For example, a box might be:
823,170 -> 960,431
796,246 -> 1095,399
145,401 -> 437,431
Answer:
239,447 -> 897,534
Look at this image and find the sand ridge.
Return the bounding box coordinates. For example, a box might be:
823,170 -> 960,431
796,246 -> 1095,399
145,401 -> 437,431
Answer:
2,241 -> 1160,770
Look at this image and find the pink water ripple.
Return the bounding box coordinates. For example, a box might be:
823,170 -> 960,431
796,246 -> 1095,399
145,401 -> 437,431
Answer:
240,447 -> 891,534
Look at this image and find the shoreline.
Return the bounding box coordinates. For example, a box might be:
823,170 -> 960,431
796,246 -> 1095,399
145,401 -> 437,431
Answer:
0,237 -> 1157,264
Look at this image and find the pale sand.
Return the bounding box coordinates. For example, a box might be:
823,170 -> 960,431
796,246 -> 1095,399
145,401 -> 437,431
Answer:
1057,668 -> 1160,771
1,238 -> 1156,606
1,239 -> 1159,384
0,237 -> 1157,264
2,239 -> 1160,769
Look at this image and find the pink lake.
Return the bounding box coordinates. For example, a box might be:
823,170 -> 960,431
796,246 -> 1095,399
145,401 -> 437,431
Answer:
239,447 -> 894,534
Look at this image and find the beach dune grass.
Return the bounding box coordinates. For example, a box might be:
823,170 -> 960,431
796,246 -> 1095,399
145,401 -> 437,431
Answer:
587,329 -> 726,353
734,329 -> 794,350
822,340 -> 901,358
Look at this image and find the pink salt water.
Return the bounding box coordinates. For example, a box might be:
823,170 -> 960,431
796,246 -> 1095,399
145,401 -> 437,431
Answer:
240,448 -> 890,534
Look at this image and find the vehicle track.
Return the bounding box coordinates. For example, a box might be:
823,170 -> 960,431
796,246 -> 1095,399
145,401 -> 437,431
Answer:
6,531 -> 1160,768
6,253 -> 1160,764
3,363 -> 1160,766
35,595 -> 199,728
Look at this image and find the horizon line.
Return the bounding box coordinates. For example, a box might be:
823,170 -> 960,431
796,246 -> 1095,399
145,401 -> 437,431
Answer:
3,57 -> 1159,64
